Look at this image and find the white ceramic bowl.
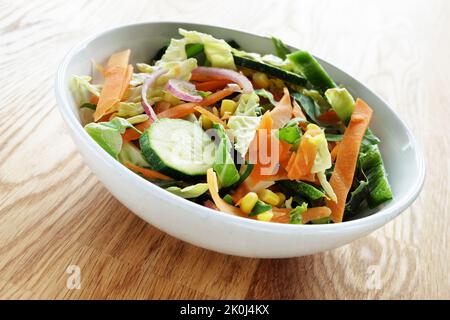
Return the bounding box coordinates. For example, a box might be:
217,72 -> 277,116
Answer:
55,22 -> 425,258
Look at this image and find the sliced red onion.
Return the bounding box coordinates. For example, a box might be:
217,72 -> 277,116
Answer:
165,79 -> 203,103
141,69 -> 168,122
192,67 -> 253,93
226,83 -> 242,92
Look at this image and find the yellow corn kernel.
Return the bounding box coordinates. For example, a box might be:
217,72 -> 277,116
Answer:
199,114 -> 213,130
258,189 -> 280,206
253,72 -> 270,89
275,192 -> 286,207
163,92 -> 181,105
220,99 -> 237,117
239,192 -> 259,214
257,210 -> 274,222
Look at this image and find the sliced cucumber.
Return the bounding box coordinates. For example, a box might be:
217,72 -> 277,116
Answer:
279,180 -> 325,201
232,52 -> 306,86
287,51 -> 336,92
140,119 -> 215,176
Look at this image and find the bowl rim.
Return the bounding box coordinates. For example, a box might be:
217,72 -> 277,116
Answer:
55,21 -> 426,233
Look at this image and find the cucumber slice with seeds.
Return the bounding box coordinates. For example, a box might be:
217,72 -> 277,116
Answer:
140,119 -> 215,176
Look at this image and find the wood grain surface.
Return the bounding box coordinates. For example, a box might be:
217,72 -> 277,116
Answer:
0,0 -> 449,299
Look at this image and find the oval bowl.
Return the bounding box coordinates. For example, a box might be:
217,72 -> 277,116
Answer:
55,22 -> 425,258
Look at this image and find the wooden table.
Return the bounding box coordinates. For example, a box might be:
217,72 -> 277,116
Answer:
0,0 -> 448,299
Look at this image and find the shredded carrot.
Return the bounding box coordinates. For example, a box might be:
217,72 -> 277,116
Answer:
153,101 -> 171,114
190,73 -> 211,82
330,143 -> 340,163
286,124 -> 323,180
286,137 -> 318,180
124,161 -> 172,181
158,103 -> 198,119
194,106 -> 226,126
232,113 -> 289,204
91,59 -> 106,77
206,168 -> 246,216
122,120 -> 151,142
292,99 -> 306,119
120,64 -> 133,98
94,49 -> 132,121
279,140 -> 293,169
90,95 -> 99,104
248,112 -> 275,180
301,206 -> 332,224
317,110 -> 341,124
270,87 -> 293,129
199,87 -> 235,107
204,200 -> 219,211
232,112 -> 289,202
326,99 -> 373,223
195,80 -> 232,91
271,208 -> 291,223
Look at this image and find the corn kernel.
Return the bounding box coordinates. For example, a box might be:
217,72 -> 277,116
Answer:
275,192 -> 286,207
200,115 -> 213,130
239,192 -> 259,214
257,189 -> 280,206
257,210 -> 274,222
220,99 -> 237,117
253,72 -> 270,89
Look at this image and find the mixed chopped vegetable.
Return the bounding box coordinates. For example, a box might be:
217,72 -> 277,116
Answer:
70,29 -> 393,224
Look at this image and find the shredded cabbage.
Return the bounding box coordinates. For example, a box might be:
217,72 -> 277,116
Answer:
179,29 -> 236,69
118,141 -> 150,167
166,183 -> 209,199
227,115 -> 261,156
235,92 -> 260,116
302,124 -> 337,202
69,75 -> 101,106
84,117 -> 140,159
115,102 -> 144,117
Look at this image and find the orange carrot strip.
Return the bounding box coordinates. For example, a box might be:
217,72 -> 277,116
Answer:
326,99 -> 373,223
330,143 -> 340,163
301,206 -> 332,224
207,168 -> 245,217
317,110 -> 341,124
271,207 -> 291,224
279,140 -> 292,169
90,95 -> 99,104
195,80 -> 232,91
287,138 -> 318,180
122,120 -> 151,142
190,73 -> 211,82
292,99 -> 306,119
94,49 -> 131,121
153,101 -> 171,114
247,112 -> 274,180
232,112 -> 293,203
124,161 -> 172,181
270,87 -> 293,129
204,200 -> 219,211
158,103 -> 198,119
119,64 -> 134,98
194,106 -> 226,126
199,87 -> 234,106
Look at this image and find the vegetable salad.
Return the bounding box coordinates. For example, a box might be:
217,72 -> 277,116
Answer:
70,29 -> 393,224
